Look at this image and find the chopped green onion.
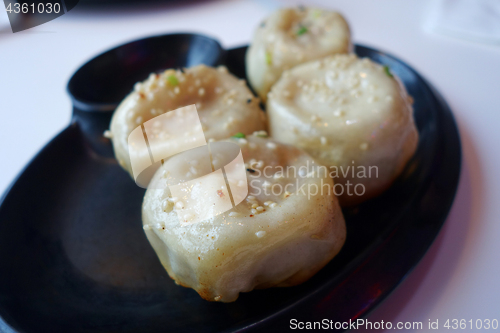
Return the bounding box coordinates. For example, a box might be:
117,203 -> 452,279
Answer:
265,52 -> 272,65
167,75 -> 179,86
232,132 -> 246,138
296,25 -> 308,36
383,65 -> 393,78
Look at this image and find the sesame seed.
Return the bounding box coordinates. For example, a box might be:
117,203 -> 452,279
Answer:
103,130 -> 113,139
134,83 -> 143,92
255,231 -> 266,238
269,203 -> 277,208
256,206 -> 264,212
217,66 -> 228,73
251,203 -> 258,209
251,208 -> 257,214
284,191 -> 291,198
239,138 -> 248,145
266,142 -> 277,149
174,86 -> 180,94
175,201 -> 184,209
198,88 -> 205,96
229,212 -> 240,217
253,130 -> 268,137
247,195 -> 255,200
333,109 -> 344,117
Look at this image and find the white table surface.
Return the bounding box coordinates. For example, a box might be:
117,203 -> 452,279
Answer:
1,0 -> 499,331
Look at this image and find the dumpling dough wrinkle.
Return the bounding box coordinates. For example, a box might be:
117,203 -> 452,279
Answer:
267,54 -> 419,206
246,7 -> 351,102
142,135 -> 346,302
109,65 -> 267,177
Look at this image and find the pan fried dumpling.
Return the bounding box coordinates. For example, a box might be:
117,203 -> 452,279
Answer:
108,65 -> 267,178
246,7 -> 351,102
142,134 -> 346,302
267,54 -> 419,206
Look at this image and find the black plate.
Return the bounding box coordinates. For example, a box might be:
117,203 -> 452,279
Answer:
0,34 -> 461,333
